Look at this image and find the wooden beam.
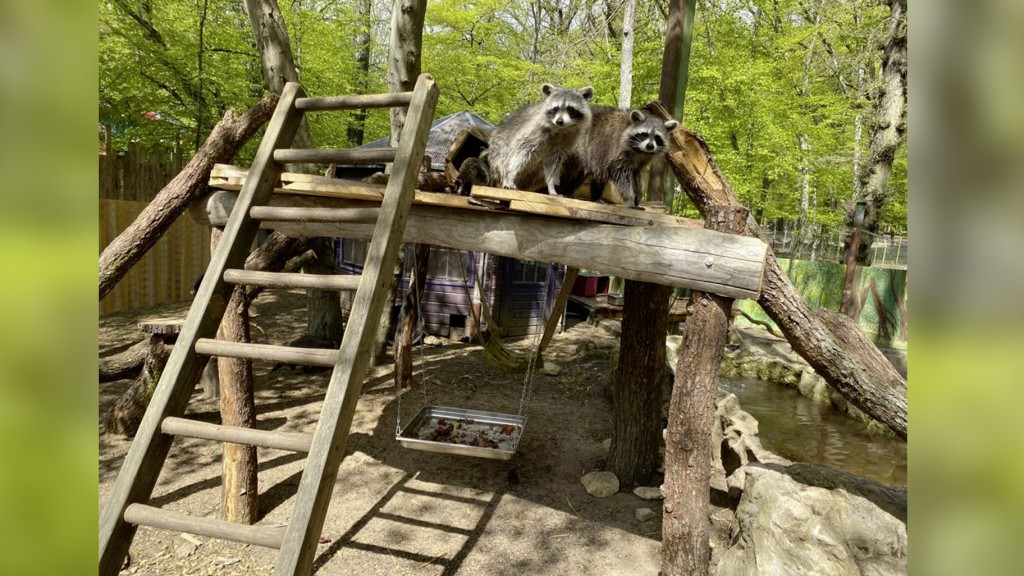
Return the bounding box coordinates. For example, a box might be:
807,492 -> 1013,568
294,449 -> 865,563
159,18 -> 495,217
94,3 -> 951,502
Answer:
471,186 -> 698,227
202,194 -> 766,300
294,91 -> 413,111
222,269 -> 361,291
161,417 -> 313,452
273,147 -> 397,165
123,504 -> 285,549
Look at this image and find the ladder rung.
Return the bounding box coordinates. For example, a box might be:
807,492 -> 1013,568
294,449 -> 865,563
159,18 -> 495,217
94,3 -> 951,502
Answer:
250,206 -> 380,224
223,269 -> 361,291
162,417 -> 312,452
295,92 -> 414,111
273,147 -> 397,165
195,339 -> 338,367
124,504 -> 285,549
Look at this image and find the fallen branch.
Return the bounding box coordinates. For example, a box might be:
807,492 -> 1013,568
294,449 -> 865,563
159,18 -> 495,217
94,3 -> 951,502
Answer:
99,339 -> 149,383
736,310 -> 784,339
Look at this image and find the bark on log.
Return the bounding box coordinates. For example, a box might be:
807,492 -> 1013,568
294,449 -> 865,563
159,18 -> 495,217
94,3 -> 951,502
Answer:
647,102 -> 908,439
662,206 -> 746,576
217,284 -> 258,525
98,94 -> 278,300
99,339 -> 149,383
395,244 -> 430,390
608,280 -> 670,489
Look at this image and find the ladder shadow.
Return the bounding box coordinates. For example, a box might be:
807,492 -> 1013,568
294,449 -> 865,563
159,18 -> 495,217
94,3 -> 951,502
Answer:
311,472 -> 503,575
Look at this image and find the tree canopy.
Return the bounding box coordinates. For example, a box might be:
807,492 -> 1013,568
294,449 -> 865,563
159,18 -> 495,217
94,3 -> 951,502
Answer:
98,0 -> 906,235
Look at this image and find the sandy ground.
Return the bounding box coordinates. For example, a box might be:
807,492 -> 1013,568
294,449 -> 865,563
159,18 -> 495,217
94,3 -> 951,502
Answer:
99,289 -> 723,575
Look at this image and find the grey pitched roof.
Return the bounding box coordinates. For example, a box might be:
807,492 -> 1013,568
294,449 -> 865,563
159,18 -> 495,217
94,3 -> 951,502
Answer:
358,111 -> 493,171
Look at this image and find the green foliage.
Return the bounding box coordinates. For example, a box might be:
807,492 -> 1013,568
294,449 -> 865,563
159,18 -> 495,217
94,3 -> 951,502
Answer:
97,0 -> 906,234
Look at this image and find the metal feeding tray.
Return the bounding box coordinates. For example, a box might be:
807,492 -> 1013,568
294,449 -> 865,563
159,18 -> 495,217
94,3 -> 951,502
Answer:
396,406 -> 525,461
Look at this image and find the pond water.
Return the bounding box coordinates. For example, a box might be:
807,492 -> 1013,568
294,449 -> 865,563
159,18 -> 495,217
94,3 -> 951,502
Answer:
720,377 -> 907,487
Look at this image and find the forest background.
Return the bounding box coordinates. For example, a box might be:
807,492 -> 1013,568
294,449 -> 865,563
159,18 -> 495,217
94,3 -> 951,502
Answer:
99,0 -> 907,238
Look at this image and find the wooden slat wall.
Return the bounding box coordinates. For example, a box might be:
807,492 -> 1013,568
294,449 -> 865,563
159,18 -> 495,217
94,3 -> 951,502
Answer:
99,199 -> 211,315
99,143 -> 185,202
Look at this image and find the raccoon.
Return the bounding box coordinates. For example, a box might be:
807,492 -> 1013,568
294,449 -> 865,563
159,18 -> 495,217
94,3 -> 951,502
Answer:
453,153 -> 493,196
487,84 -> 594,195
581,107 -> 678,208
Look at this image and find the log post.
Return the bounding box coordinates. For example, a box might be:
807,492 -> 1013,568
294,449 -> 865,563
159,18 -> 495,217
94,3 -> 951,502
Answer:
661,206 -> 747,576
395,244 -> 431,389
538,266 -> 580,353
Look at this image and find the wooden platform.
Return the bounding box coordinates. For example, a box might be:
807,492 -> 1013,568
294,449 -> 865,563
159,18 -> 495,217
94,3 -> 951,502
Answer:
202,164 -> 769,300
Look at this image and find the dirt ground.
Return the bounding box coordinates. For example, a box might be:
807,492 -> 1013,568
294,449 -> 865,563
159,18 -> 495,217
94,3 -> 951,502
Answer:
99,289 -> 731,575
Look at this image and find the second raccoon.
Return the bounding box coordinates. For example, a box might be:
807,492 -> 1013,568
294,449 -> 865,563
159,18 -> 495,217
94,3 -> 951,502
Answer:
582,107 -> 678,208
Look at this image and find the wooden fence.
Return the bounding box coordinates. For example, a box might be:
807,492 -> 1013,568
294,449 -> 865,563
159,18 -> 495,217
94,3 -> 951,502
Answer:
99,142 -> 185,201
99,199 -> 211,315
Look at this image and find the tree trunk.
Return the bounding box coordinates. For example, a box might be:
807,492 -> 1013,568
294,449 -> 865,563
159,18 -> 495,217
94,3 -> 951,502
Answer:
395,244 -> 431,390
386,0 -> 426,147
103,335 -> 172,436
374,0 -> 427,362
348,0 -> 372,146
99,339 -> 149,383
618,0 -> 637,109
648,102 -> 908,439
650,0 -> 696,207
608,280 -> 669,489
306,237 -> 343,346
849,0 -> 907,263
661,207 -> 745,576
98,94 -> 278,300
242,0 -> 316,174
217,284 -> 258,525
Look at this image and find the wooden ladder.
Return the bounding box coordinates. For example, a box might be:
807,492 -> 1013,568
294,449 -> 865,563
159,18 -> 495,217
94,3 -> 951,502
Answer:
99,74 -> 439,576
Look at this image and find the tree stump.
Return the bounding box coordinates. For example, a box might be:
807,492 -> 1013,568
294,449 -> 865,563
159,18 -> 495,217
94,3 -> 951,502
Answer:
102,319 -> 182,436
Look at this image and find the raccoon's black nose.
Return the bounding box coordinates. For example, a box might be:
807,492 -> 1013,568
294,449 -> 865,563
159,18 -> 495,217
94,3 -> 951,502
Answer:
645,143 -> 655,151
555,118 -> 564,126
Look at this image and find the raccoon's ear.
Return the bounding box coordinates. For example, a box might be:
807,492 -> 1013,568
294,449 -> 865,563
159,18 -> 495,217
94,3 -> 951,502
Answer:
664,120 -> 679,132
579,87 -> 594,100
629,110 -> 645,124
542,83 -> 554,96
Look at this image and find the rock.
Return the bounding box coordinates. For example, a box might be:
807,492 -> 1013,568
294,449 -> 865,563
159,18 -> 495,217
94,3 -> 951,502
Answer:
422,335 -> 444,347
174,541 -> 197,558
541,362 -> 561,376
635,507 -> 657,522
716,464 -> 907,576
633,486 -> 663,500
580,471 -> 619,498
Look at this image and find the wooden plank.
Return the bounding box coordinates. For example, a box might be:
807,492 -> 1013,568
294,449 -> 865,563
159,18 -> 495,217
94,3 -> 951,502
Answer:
273,147 -> 397,165
295,91 -> 413,111
243,200 -> 767,300
223,269 -> 361,291
274,73 -> 439,576
208,171 -> 490,211
472,185 -> 699,228
161,417 -> 312,452
123,504 -> 285,549
507,199 -> 678,227
194,338 -> 338,367
98,83 -> 306,576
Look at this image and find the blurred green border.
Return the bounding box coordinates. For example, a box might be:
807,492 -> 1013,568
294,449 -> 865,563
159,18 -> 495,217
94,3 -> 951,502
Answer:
0,1 -> 98,573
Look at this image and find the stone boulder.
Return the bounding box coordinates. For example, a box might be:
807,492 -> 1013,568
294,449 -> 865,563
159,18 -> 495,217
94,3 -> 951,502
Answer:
581,471 -> 620,498
713,394 -> 791,492
716,463 -> 907,576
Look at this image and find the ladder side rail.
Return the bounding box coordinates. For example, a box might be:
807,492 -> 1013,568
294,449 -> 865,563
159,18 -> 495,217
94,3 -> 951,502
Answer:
274,74 -> 439,576
98,82 -> 307,575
